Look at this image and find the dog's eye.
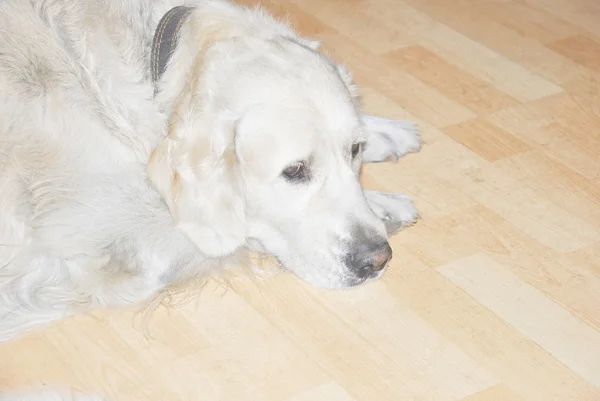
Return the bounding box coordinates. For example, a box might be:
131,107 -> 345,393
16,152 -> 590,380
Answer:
351,143 -> 362,158
282,162 -> 306,181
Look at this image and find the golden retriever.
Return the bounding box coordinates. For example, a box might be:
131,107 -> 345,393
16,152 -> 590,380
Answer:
0,0 -> 422,346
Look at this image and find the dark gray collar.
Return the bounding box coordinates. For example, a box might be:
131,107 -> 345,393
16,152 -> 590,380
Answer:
151,6 -> 194,88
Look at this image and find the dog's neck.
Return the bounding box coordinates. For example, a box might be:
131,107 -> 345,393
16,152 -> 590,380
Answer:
149,2 -> 308,109
150,5 -> 233,115
150,6 -> 195,94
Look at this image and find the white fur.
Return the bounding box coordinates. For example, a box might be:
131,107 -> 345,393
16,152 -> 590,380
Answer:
0,389 -> 107,401
364,190 -> 419,234
362,115 -> 422,163
0,0 -> 422,349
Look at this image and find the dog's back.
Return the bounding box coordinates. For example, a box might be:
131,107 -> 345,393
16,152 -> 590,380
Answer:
0,0 -> 197,341
0,0 -> 325,342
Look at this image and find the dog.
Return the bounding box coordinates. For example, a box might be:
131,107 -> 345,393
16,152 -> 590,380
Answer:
0,0 -> 422,343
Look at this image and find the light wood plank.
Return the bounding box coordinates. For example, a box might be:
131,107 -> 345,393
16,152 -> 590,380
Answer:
444,119 -> 531,162
438,253 -> 600,388
460,384 -> 525,401
380,250 -> 600,401
548,35 -> 600,72
287,382 -> 357,401
386,46 -> 519,114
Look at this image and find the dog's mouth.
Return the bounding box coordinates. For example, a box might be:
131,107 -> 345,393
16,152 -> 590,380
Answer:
245,236 -> 387,289
342,267 -> 386,288
285,261 -> 386,289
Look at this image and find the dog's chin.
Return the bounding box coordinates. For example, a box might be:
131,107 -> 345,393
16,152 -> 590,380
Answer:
338,268 -> 386,289
252,247 -> 387,289
290,267 -> 387,290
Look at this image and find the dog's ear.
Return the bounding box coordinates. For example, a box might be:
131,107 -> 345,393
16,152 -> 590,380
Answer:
299,38 -> 321,50
147,93 -> 246,258
335,63 -> 360,100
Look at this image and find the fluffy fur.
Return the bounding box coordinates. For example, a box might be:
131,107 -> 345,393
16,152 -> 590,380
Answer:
0,0 -> 422,350
0,389 -> 107,401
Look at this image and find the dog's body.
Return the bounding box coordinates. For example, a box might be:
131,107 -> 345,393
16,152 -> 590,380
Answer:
0,0 -> 422,344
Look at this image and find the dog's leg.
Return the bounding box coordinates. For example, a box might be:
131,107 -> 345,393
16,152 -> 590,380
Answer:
360,115 -> 421,233
364,190 -> 418,235
361,114 -> 422,164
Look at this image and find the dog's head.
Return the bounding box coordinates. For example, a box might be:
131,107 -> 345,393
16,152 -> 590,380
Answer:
148,26 -> 391,288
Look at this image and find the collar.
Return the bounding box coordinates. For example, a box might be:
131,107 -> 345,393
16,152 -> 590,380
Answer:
151,6 -> 195,89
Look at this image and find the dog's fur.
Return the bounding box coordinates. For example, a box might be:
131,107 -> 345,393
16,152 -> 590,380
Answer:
0,389 -> 107,401
0,0 -> 422,354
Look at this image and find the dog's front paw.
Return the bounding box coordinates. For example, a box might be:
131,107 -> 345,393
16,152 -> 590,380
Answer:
362,116 -> 423,163
364,190 -> 419,235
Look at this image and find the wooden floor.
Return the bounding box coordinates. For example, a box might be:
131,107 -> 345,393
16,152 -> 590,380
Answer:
2,0 -> 600,399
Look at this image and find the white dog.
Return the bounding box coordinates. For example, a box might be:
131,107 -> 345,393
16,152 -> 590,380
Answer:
0,0 -> 422,343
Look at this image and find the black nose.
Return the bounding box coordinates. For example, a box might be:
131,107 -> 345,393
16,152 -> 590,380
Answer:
345,241 -> 393,279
